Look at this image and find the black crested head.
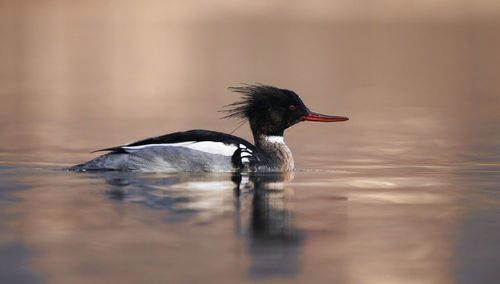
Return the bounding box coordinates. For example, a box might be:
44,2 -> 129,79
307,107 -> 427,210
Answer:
222,84 -> 310,137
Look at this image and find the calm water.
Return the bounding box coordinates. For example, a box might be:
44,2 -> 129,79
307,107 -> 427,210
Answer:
1,110 -> 499,284
1,2 -> 500,283
1,156 -> 500,284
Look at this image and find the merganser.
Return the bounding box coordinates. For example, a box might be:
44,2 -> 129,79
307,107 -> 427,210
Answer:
71,84 -> 348,172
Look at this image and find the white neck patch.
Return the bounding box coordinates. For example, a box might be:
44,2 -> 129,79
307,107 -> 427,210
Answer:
264,135 -> 284,144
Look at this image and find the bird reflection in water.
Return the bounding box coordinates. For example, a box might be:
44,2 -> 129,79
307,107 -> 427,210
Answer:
90,171 -> 305,279
242,172 -> 306,279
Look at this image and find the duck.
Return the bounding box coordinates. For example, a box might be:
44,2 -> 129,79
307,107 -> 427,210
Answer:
70,84 -> 348,172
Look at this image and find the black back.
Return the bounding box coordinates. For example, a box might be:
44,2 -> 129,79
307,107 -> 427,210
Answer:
93,129 -> 256,153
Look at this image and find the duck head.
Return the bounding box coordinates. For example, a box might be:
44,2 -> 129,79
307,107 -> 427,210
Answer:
222,84 -> 348,137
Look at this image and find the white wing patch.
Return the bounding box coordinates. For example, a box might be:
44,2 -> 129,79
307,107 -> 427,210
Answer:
239,144 -> 252,152
236,143 -> 256,166
123,141 -> 238,156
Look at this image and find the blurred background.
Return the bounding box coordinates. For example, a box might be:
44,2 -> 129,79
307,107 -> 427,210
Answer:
1,0 -> 499,167
1,2 -> 500,284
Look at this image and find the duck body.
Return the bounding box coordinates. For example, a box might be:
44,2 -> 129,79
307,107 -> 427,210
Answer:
71,85 -> 347,173
71,129 -> 293,173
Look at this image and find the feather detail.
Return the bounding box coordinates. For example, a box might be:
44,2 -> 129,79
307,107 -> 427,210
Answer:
221,84 -> 304,120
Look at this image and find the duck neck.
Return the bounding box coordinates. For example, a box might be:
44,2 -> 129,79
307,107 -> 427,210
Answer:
254,134 -> 294,171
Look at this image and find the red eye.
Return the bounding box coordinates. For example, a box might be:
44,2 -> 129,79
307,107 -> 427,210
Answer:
289,105 -> 296,111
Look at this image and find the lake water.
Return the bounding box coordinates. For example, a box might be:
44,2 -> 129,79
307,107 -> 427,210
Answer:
1,2 -> 500,283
